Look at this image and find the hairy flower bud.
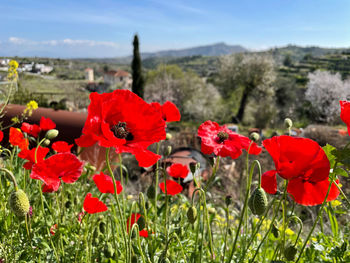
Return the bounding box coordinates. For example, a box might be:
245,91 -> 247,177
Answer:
248,188 -> 268,216
225,195 -> 232,207
9,189 -> 30,217
250,132 -> 260,142
284,245 -> 297,261
99,221 -> 106,234
165,133 -> 172,140
137,215 -> 146,231
284,118 -> 293,129
45,129 -> 59,140
187,206 -> 197,224
271,222 -> 279,238
42,139 -> 51,147
147,185 -> 156,200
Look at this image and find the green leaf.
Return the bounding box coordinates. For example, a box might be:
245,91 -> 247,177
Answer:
334,167 -> 348,177
323,144 -> 336,167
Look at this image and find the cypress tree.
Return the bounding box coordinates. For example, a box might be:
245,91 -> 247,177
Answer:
131,34 -> 144,98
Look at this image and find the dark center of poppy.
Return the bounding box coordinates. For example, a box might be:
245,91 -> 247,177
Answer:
217,131 -> 229,143
111,122 -> 134,141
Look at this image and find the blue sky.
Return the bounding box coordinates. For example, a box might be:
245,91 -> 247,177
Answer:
0,0 -> 349,58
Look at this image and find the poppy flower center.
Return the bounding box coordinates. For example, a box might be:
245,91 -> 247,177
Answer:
111,122 -> 134,141
217,131 -> 229,143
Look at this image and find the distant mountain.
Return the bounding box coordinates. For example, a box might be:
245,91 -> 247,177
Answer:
141,42 -> 247,58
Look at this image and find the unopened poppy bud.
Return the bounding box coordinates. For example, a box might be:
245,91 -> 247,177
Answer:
165,133 -> 172,140
147,185 -> 156,200
99,221 -> 106,234
42,139 -> 51,146
9,189 -> 30,217
249,132 -> 260,142
187,206 -> 197,224
248,187 -> 268,216
225,195 -> 232,207
65,201 -> 71,209
284,245 -> 297,261
208,157 -> 215,167
284,118 -> 293,129
45,129 -> 59,139
271,222 -> 279,238
104,243 -> 114,258
137,215 -> 146,230
167,146 -> 172,156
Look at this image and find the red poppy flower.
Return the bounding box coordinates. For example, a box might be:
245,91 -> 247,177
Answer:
50,224 -> 58,235
126,213 -> 148,237
151,101 -> 181,122
197,121 -> 261,159
9,128 -> 29,150
83,193 -> 108,214
75,90 -> 166,167
159,180 -> 183,196
93,172 -> 123,194
21,122 -> 41,137
30,152 -> 84,192
0,130 -> 3,142
52,141 -> 73,153
261,135 -> 339,206
340,100 -> 350,136
166,163 -> 189,179
18,146 -> 50,170
40,116 -> 56,130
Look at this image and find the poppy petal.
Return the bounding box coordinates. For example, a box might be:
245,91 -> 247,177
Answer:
83,193 -> 108,214
93,172 -> 122,194
161,101 -> 181,122
52,141 -> 73,153
261,170 -> 278,194
159,180 -> 183,196
166,163 -> 189,179
340,100 -> 350,136
40,117 -> 56,130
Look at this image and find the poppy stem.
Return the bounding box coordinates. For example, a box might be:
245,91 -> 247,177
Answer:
295,178 -> 334,263
106,147 -> 129,263
153,142 -> 161,238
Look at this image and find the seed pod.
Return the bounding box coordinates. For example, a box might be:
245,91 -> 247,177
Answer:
146,185 -> 156,200
45,129 -> 59,139
271,222 -> 279,238
189,162 -> 197,174
248,187 -> 268,216
284,245 -> 297,261
9,189 -> 30,217
284,118 -> 293,129
187,206 -> 197,224
249,132 -> 260,142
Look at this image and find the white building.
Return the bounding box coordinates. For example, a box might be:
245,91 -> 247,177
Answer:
85,68 -> 94,82
104,70 -> 132,90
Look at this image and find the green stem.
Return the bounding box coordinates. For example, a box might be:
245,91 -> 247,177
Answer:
221,206 -> 230,263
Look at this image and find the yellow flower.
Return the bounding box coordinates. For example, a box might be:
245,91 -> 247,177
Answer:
7,60 -> 19,81
285,228 -> 295,236
11,116 -> 20,124
331,200 -> 341,208
9,60 -> 19,69
24,100 -> 39,116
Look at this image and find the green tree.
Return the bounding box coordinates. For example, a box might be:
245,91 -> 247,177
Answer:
131,34 -> 145,98
219,53 -> 276,123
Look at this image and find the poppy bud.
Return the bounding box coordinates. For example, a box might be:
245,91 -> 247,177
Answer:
103,243 -> 114,258
137,215 -> 146,231
167,146 -> 172,156
208,157 -> 215,167
65,201 -> 71,209
147,185 -> 156,200
225,195 -> 232,207
189,162 -> 197,174
45,129 -> 59,140
187,206 -> 197,224
9,189 -> 30,217
284,118 -> 293,129
165,133 -> 172,140
271,222 -> 279,238
99,221 -> 106,234
284,245 -> 297,261
249,132 -> 260,142
248,187 -> 268,216
42,139 -> 51,147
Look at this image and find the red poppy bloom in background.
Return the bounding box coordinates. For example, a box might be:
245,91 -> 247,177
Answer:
40,117 -> 56,130
30,152 -> 84,192
75,90 -> 166,167
151,101 -> 181,122
0,130 -> 3,142
340,100 -> 350,136
18,146 -> 49,170
166,163 -> 189,179
93,172 -> 123,194
126,213 -> 148,237
9,127 -> 29,150
50,224 -> 58,235
52,141 -> 73,153
159,180 -> 183,196
261,135 -> 339,206
21,122 -> 41,137
197,120 -> 261,159
83,193 -> 108,214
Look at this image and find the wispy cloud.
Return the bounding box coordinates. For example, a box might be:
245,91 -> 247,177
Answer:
149,0 -> 206,15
